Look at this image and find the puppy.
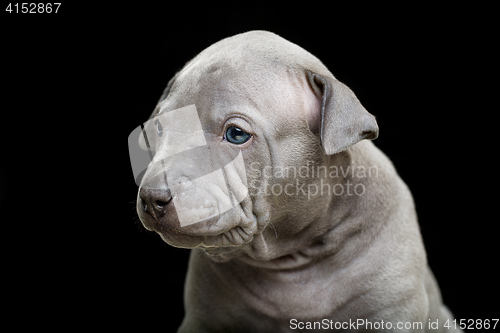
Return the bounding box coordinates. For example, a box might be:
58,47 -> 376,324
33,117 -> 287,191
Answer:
132,31 -> 460,332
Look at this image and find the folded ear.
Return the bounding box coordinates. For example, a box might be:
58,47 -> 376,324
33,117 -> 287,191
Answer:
306,71 -> 379,155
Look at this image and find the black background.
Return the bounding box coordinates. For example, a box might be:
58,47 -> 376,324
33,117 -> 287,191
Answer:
2,3 -> 497,331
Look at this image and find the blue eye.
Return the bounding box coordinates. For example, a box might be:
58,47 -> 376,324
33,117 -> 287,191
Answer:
225,126 -> 251,144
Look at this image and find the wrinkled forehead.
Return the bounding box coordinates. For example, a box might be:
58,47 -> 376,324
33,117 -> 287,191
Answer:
156,64 -> 304,130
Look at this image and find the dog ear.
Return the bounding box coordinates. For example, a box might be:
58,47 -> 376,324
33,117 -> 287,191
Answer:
306,71 -> 379,155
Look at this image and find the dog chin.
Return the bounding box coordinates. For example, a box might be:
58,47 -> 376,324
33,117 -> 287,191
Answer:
138,202 -> 258,249
157,224 -> 256,249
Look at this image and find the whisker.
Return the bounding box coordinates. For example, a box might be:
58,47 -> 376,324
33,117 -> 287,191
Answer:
196,249 -> 205,263
269,222 -> 278,239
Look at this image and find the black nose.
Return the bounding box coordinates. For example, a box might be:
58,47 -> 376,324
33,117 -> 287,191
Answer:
139,187 -> 172,217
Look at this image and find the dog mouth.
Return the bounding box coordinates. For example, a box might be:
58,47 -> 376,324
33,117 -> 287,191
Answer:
138,206 -> 257,249
155,224 -> 255,249
211,225 -> 254,246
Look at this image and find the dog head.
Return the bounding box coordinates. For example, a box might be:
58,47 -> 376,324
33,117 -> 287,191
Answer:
129,31 -> 378,259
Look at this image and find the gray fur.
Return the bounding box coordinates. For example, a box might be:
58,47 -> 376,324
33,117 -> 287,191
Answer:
136,31 -> 460,332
